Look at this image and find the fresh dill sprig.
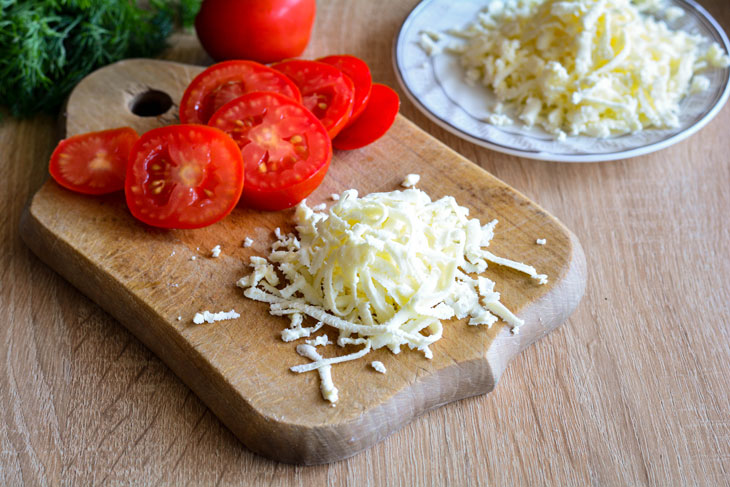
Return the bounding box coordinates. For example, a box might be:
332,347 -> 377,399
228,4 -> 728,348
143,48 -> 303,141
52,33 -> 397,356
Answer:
0,0 -> 201,118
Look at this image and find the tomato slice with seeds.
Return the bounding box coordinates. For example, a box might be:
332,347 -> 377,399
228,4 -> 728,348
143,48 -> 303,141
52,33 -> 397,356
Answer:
333,84 -> 400,151
272,60 -> 355,138
318,55 -> 372,123
179,60 -> 302,125
48,127 -> 138,195
208,91 -> 332,211
125,125 -> 244,229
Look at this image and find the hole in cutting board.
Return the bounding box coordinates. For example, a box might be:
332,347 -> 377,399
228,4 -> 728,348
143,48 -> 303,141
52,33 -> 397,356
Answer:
129,89 -> 173,117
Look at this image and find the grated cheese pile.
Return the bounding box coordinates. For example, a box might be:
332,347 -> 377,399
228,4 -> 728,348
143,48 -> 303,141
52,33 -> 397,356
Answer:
446,0 -> 730,139
237,186 -> 546,404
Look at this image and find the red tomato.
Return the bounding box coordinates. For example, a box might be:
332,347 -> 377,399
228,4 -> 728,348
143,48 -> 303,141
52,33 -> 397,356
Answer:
318,55 -> 372,123
125,125 -> 244,229
333,84 -> 400,150
195,0 -> 316,63
272,60 -> 355,138
48,127 -> 138,195
208,91 -> 331,211
179,60 -> 301,125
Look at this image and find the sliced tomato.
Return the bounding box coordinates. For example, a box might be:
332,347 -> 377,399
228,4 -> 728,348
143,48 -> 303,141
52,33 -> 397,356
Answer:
179,60 -> 302,125
208,91 -> 331,211
333,84 -> 400,151
125,125 -> 244,229
272,60 -> 355,138
318,55 -> 372,123
49,127 -> 138,195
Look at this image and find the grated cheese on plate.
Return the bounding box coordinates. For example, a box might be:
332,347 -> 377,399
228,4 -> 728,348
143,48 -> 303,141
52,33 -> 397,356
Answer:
439,0 -> 730,138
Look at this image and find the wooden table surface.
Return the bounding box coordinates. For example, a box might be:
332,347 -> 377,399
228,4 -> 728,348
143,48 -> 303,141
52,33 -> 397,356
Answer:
2,1 -> 729,485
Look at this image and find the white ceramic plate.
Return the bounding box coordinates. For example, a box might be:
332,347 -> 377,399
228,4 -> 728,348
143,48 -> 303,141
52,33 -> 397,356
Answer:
393,0 -> 730,162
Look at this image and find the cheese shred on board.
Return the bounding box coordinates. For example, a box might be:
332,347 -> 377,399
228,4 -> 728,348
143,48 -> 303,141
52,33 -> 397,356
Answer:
445,0 -> 730,138
237,187 -> 546,404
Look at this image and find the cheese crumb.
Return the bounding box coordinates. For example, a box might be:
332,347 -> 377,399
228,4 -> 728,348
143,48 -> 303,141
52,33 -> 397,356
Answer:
312,203 -> 327,211
177,316 -> 182,321
401,173 -> 421,188
243,237 -> 254,248
193,309 -> 240,324
210,245 -> 221,258
665,6 -> 684,22
419,32 -> 441,56
190,256 -> 197,261
690,75 -> 711,94
330,193 -> 341,201
238,185 -> 547,403
281,321 -> 323,342
536,238 -> 547,245
170,250 -> 175,257
305,334 -> 331,347
371,361 -> 387,374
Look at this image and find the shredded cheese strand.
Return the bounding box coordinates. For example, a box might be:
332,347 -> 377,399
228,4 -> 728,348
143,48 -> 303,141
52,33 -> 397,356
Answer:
290,342 -> 372,374
296,345 -> 338,404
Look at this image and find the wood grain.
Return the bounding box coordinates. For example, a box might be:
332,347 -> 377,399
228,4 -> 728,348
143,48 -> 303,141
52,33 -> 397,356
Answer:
2,0 -> 730,484
19,58 -> 584,464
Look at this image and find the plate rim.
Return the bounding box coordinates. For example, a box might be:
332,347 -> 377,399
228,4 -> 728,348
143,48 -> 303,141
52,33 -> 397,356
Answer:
392,0 -> 730,163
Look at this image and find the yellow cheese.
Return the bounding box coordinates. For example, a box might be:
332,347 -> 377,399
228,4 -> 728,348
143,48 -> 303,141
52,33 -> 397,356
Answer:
449,0 -> 730,138
238,185 -> 546,403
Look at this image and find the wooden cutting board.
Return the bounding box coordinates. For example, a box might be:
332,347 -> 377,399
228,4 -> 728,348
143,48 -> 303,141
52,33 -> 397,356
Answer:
19,59 -> 586,464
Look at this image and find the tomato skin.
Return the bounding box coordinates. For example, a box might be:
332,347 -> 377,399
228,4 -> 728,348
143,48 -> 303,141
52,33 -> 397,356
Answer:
208,91 -> 332,211
125,125 -> 244,229
240,159 -> 330,211
333,84 -> 400,150
273,60 -> 355,138
49,127 -> 138,195
195,0 -> 316,63
180,60 -> 301,125
318,55 -> 372,123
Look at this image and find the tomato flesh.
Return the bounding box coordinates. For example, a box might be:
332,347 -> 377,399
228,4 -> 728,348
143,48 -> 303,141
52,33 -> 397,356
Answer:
318,55 -> 372,123
272,60 -> 355,138
333,84 -> 400,150
180,60 -> 302,125
208,91 -> 332,211
49,127 -> 138,195
125,125 -> 244,229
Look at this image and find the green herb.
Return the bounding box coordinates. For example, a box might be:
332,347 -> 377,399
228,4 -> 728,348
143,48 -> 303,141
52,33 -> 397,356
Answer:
0,0 -> 201,118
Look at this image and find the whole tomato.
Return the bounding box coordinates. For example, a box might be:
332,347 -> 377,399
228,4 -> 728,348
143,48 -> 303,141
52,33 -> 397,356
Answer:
195,0 -> 316,63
